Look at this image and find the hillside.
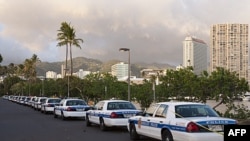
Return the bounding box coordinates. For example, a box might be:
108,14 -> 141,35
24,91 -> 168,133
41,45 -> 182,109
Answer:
36,57 -> 175,77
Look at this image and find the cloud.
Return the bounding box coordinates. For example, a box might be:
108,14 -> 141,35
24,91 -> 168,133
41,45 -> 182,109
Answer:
0,0 -> 250,66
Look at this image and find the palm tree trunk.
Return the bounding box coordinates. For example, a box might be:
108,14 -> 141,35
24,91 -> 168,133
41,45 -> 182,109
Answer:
70,44 -> 73,76
65,44 -> 68,77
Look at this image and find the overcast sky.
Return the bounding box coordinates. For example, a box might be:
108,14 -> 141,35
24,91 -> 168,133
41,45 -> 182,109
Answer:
0,0 -> 249,66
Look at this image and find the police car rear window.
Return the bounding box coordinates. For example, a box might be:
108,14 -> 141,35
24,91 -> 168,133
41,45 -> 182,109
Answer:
175,104 -> 219,118
107,102 -> 136,110
66,100 -> 87,106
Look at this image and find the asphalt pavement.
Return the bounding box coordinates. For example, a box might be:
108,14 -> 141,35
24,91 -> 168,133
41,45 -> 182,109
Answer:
0,98 -> 146,141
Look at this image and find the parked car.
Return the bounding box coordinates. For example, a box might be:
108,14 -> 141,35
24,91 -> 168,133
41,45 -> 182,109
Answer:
54,98 -> 90,120
31,97 -> 38,108
86,100 -> 142,131
18,96 -> 26,105
127,101 -> 237,141
23,96 -> 31,106
41,98 -> 61,114
34,97 -> 47,111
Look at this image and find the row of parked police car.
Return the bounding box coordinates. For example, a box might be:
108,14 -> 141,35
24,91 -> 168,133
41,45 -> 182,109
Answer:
3,95 -> 238,141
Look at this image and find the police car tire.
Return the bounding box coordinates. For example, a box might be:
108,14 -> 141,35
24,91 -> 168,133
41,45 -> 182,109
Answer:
129,123 -> 139,140
62,112 -> 67,120
162,130 -> 173,141
54,112 -> 58,118
100,118 -> 107,131
86,115 -> 91,127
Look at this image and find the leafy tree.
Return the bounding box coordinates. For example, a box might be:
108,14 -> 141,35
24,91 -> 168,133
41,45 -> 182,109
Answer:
84,73 -> 104,103
209,67 -> 249,109
197,70 -> 212,103
39,78 -> 58,97
10,81 -> 25,95
56,78 -> 67,97
101,73 -> 119,99
114,81 -> 129,100
159,67 -> 198,101
178,67 -> 198,101
15,64 -> 25,76
6,63 -> 17,76
133,79 -> 153,110
0,66 -> 7,76
159,69 -> 176,100
3,76 -> 22,95
67,75 -> 83,98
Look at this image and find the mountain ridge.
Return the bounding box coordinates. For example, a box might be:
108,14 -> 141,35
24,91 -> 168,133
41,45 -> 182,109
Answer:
36,57 -> 175,77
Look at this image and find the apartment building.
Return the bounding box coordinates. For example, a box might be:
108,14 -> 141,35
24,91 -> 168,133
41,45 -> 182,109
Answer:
183,36 -> 208,75
111,62 -> 129,79
210,23 -> 248,80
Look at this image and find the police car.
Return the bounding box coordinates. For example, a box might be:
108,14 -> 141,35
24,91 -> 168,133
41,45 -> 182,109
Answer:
54,98 -> 91,120
127,101 -> 237,141
86,100 -> 142,131
41,97 -> 61,114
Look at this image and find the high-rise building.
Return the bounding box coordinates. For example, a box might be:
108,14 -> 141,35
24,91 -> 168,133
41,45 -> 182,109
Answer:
183,36 -> 208,75
111,62 -> 128,79
77,69 -> 91,79
46,71 -> 57,79
210,23 -> 248,79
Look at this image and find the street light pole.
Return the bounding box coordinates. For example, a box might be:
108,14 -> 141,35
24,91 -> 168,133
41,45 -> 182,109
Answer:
119,48 -> 130,101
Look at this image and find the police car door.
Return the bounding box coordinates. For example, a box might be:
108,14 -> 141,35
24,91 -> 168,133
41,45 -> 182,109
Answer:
91,101 -> 105,124
147,104 -> 169,139
136,104 -> 160,137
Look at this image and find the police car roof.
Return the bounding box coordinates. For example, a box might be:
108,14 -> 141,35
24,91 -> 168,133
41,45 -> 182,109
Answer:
157,101 -> 205,106
101,99 -> 129,102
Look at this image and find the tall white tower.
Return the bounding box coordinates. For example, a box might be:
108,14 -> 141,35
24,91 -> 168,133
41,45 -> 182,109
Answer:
111,62 -> 128,79
183,36 -> 208,75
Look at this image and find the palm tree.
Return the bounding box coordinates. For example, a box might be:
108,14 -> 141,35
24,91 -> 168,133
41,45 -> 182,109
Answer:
57,22 -> 70,77
0,54 -> 2,63
57,22 -> 83,76
23,54 -> 40,81
22,54 -> 40,96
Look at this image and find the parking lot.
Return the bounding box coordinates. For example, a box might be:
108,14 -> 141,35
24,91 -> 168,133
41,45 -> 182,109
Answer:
0,98 -> 154,141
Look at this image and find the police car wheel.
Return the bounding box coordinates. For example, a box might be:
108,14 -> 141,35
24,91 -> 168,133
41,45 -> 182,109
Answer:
86,115 -> 91,127
62,112 -> 67,120
100,118 -> 107,131
130,123 -> 139,140
162,130 -> 173,141
54,111 -> 58,118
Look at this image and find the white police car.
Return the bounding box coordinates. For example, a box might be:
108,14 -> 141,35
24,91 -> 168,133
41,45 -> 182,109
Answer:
127,101 -> 237,141
41,97 -> 61,114
86,100 -> 142,131
54,98 -> 90,120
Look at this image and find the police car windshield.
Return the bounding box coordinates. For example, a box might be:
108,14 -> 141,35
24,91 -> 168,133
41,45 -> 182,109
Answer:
175,104 -> 219,118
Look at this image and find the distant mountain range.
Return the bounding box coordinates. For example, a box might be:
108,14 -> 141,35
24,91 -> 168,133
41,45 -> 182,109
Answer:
36,57 -> 175,77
